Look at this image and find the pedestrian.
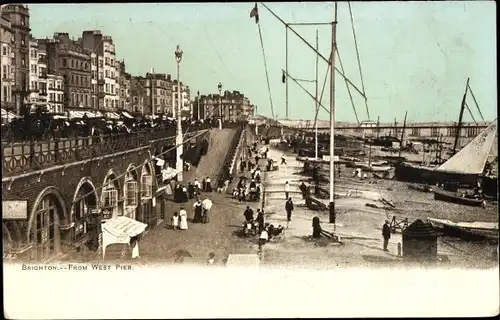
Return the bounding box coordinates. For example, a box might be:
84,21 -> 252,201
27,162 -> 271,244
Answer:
284,181 -> 290,200
193,199 -> 203,223
382,220 -> 391,251
207,252 -> 216,265
202,207 -> 210,224
194,178 -> 201,195
206,176 -> 212,192
285,197 -> 294,229
202,177 -> 207,192
179,207 -> 188,230
255,154 -> 260,165
172,212 -> 179,230
187,182 -> 195,199
256,209 -> 265,233
259,227 -> 269,252
281,154 -> 287,165
244,205 -> 254,222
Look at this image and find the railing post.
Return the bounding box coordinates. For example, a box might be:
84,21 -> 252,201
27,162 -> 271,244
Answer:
29,139 -> 35,168
54,138 -> 60,163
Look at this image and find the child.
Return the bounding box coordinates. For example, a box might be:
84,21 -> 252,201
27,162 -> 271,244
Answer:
172,212 -> 179,231
207,252 -> 216,265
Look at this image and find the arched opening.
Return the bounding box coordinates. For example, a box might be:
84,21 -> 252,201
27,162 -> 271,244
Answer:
28,188 -> 67,261
139,162 -> 155,227
124,164 -> 139,219
101,171 -> 122,220
72,177 -> 99,251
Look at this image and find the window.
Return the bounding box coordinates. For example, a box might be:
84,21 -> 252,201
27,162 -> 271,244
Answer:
141,175 -> 153,198
105,70 -> 109,78
125,179 -> 138,206
84,94 -> 88,106
2,66 -> 6,79
71,74 -> 75,84
411,127 -> 420,136
102,185 -> 118,208
21,16 -> 26,26
106,83 -> 109,93
2,46 -> 6,56
111,84 -> 114,94
62,58 -> 67,67
431,127 -> 439,137
447,127 -> 457,137
21,57 -> 26,66
50,93 -> 55,102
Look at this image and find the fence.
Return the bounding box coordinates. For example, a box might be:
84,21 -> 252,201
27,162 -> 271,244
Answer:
215,124 -> 245,188
2,124 -> 207,178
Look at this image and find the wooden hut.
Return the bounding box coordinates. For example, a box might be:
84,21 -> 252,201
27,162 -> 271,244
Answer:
402,219 -> 439,262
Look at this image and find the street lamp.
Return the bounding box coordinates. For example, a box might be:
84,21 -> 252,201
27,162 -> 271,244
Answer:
197,90 -> 200,120
218,82 -> 222,129
175,45 -> 184,182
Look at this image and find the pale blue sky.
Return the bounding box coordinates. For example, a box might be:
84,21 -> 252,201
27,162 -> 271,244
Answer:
28,2 -> 496,122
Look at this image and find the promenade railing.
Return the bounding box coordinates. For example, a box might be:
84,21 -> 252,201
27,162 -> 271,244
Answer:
1,124 -> 209,178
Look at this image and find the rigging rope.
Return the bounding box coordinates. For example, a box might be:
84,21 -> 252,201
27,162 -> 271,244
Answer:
313,53 -> 332,131
466,83 -> 485,121
257,22 -> 276,120
464,101 -> 477,124
348,2 -> 370,120
336,46 -> 360,124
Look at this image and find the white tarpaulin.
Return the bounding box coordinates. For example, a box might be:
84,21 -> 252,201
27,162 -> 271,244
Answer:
122,111 -> 133,119
202,199 -> 213,211
101,216 -> 147,258
105,112 -> 120,119
1,108 -> 18,119
161,167 -> 178,181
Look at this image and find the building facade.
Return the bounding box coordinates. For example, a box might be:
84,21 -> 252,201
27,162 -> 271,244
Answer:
197,90 -> 254,122
102,36 -> 118,110
1,4 -> 31,115
46,74 -> 64,114
79,30 -> 103,110
172,80 -> 191,117
135,73 -> 172,115
130,76 -> 146,113
39,33 -> 92,111
1,15 -> 14,110
36,40 -> 48,110
28,39 -> 39,105
117,60 -> 131,111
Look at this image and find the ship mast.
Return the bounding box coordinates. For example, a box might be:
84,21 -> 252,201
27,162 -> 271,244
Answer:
453,77 -> 470,155
329,2 -> 337,226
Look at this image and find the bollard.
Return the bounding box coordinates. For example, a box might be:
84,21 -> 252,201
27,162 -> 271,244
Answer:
397,242 -> 402,257
329,201 -> 336,223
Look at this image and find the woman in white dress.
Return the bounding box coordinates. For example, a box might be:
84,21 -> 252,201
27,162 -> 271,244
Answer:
179,206 -> 188,230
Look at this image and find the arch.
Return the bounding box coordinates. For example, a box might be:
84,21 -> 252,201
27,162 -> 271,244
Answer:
102,169 -> 122,192
71,177 -> 100,221
27,186 -> 68,241
3,223 -> 13,247
125,163 -> 139,180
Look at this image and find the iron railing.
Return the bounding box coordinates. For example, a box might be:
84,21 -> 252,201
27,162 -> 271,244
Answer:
1,124 -> 209,178
216,124 -> 244,188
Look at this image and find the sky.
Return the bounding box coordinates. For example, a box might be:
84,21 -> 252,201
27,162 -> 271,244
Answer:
27,2 -> 497,123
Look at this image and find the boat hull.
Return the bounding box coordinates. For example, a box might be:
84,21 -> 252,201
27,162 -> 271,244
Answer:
395,162 -> 479,187
433,190 -> 485,207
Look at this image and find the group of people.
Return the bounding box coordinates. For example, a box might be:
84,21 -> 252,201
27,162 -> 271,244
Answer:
173,177 -> 213,203
242,205 -> 285,250
171,198 -> 211,231
233,176 -> 262,202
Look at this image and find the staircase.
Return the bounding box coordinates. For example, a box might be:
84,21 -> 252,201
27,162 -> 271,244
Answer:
184,128 -> 238,184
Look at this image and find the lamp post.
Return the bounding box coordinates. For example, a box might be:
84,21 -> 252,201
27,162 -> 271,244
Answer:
175,45 -> 184,182
197,90 -> 200,120
218,82 -> 222,129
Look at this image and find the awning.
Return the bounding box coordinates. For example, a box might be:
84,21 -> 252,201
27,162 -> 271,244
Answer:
101,216 -> 147,258
105,112 -> 120,119
1,108 -> 18,120
53,115 -> 68,120
161,167 -> 178,181
121,111 -> 133,119
67,110 -> 97,119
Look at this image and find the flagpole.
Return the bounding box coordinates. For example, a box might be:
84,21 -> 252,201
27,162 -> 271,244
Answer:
329,3 -> 337,227
285,24 -> 289,119
315,29 -> 319,160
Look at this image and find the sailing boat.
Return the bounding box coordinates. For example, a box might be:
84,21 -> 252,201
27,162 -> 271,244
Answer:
394,119 -> 497,187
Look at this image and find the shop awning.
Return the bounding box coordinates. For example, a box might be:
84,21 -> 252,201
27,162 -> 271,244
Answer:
1,108 -> 18,120
105,112 -> 121,119
121,111 -> 133,119
67,110 -> 98,119
102,216 -> 147,239
101,216 -> 147,258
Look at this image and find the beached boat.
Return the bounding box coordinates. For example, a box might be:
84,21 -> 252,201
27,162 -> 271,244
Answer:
395,120 -> 497,187
433,189 -> 486,207
428,217 -> 498,241
408,183 -> 433,192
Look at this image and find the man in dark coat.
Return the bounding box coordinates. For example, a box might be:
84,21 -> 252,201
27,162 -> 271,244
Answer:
285,198 -> 294,229
382,220 -> 391,251
244,206 -> 254,222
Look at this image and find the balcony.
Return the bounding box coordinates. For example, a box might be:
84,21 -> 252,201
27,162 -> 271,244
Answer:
38,57 -> 48,64
39,90 -> 48,96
